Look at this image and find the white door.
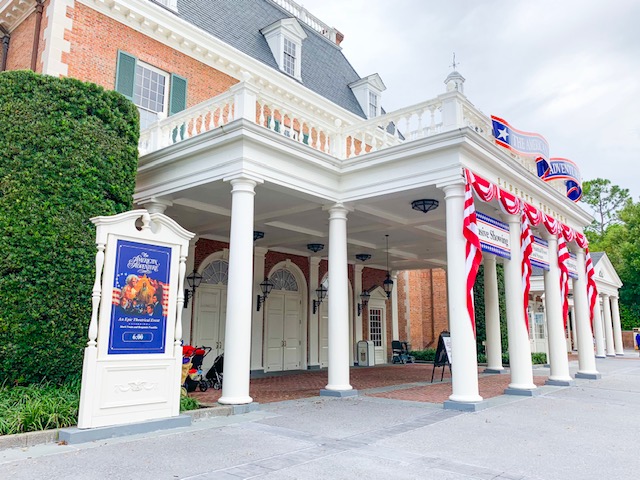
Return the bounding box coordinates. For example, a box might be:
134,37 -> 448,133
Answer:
320,300 -> 329,368
266,291 -> 302,371
193,285 -> 226,372
369,307 -> 386,364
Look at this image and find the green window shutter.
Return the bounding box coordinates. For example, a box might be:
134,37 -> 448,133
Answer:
115,50 -> 137,100
169,73 -> 187,116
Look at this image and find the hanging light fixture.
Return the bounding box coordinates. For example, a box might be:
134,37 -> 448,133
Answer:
411,199 -> 439,213
256,277 -> 274,311
313,284 -> 328,314
253,231 -> 265,241
357,289 -> 371,316
383,234 -> 393,299
355,253 -> 371,262
307,243 -> 324,253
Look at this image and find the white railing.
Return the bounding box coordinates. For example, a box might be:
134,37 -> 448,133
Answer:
139,90 -> 235,155
270,0 -> 337,42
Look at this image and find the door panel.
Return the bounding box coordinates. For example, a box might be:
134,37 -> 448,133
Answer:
194,286 -> 225,372
283,295 -> 301,370
266,294 -> 285,372
320,300 -> 329,368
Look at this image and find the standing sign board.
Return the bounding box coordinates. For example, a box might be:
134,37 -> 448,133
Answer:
78,211 -> 194,429
431,331 -> 452,382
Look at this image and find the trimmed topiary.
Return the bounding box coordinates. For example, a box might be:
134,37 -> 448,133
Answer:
0,70 -> 139,384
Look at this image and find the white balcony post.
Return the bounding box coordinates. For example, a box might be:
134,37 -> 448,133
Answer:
573,248 -> 601,379
483,254 -> 504,373
439,91 -> 464,131
321,204 -> 355,396
611,296 -> 624,355
543,232 -> 573,385
219,176 -> 262,405
230,77 -> 258,123
442,182 -> 482,408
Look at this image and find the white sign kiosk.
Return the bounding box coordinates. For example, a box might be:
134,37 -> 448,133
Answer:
77,210 -> 194,429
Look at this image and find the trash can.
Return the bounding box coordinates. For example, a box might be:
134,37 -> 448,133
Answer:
357,340 -> 375,366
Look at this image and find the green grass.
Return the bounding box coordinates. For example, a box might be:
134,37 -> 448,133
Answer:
0,379 -> 201,436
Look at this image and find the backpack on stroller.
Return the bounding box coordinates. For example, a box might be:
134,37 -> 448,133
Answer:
206,353 -> 224,390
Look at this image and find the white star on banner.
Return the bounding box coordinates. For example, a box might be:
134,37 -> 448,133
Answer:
497,128 -> 509,141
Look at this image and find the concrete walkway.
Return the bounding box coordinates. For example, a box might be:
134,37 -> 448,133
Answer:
1,355 -> 639,479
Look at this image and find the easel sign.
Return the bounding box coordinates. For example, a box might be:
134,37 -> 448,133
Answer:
431,331 -> 452,382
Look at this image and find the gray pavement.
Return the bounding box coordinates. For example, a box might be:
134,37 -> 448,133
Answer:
1,355 -> 640,480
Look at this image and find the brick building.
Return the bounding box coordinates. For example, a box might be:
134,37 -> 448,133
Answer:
1,0 -> 612,409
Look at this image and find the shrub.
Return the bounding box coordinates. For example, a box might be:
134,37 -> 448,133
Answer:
0,71 -> 139,384
410,348 -> 436,362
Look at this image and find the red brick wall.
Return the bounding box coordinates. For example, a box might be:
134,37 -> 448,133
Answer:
265,252 -> 310,281
194,239 -> 228,270
64,3 -> 238,106
5,9 -> 38,71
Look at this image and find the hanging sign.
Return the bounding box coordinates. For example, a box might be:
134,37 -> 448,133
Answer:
476,211 -> 511,259
108,239 -> 172,355
544,158 -> 583,202
490,115 -> 550,160
567,253 -> 578,280
530,236 -> 549,271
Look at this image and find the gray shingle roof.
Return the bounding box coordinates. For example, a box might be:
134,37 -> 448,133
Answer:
176,0 -> 366,118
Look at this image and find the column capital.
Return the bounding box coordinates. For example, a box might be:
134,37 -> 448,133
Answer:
325,202 -> 351,218
482,252 -> 497,263
441,180 -> 466,199
500,212 -> 520,224
224,174 -> 264,188
354,263 -> 364,274
254,247 -> 269,257
140,197 -> 173,215
310,256 -> 322,267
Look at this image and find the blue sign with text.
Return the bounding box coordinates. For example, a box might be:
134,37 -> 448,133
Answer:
108,240 -> 172,355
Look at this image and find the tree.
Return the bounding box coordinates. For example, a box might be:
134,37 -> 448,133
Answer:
581,178 -> 631,240
0,71 -> 139,384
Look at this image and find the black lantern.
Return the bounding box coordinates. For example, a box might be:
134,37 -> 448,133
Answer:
257,277 -> 274,311
358,290 -> 371,316
313,284 -> 328,314
184,269 -> 203,308
383,234 -> 393,299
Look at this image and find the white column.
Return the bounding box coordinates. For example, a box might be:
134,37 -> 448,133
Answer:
354,264 -> 364,343
322,204 -> 354,395
592,295 -> 606,358
250,247 -> 268,371
502,214 -> 536,392
611,296 -> 624,355
391,271 -> 400,340
543,233 -> 572,385
602,295 -> 616,356
573,248 -> 600,379
219,177 -> 260,405
483,254 -> 504,373
442,183 -> 482,406
308,257 -> 321,368
570,305 -> 578,351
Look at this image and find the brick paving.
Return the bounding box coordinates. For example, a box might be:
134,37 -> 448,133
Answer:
191,363 -> 548,406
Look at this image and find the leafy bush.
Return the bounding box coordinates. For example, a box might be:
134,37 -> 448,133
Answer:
531,352 -> 547,364
409,348 -> 436,362
0,71 -> 139,384
180,395 -> 201,412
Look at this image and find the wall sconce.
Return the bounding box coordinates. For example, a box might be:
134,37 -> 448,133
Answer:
411,199 -> 439,213
383,234 -> 393,299
307,243 -> 324,253
313,284 -> 328,314
256,278 -> 274,311
357,290 -> 370,316
355,253 -> 371,262
184,269 -> 203,308
253,231 -> 265,241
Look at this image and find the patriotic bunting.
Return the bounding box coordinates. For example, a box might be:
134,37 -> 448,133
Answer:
557,234 -> 571,329
498,188 -> 521,215
521,210 -> 534,331
463,170 -> 483,335
468,170 -> 499,202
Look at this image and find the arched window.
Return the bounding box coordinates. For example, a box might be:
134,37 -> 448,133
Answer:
201,260 -> 229,285
270,269 -> 298,291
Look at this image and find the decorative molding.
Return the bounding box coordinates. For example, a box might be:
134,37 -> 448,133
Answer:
114,381 -> 159,392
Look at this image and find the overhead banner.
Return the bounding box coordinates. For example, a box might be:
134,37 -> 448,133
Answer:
476,211 -> 510,259
490,115 -> 550,160
491,116 -> 582,202
530,236 -> 549,271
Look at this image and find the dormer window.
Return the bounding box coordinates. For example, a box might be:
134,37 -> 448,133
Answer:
261,18 -> 307,81
283,38 -> 297,77
349,74 -> 386,119
368,91 -> 379,118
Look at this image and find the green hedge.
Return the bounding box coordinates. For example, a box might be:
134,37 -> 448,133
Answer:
0,70 -> 139,384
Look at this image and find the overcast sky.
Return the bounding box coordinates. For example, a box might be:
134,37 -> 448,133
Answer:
302,0 -> 640,206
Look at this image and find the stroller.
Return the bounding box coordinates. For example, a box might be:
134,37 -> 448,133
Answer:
206,353 -> 224,390
391,340 -> 415,364
182,345 -> 212,392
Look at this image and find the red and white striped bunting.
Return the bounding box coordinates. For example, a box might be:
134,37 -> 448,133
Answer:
557,234 -> 571,329
463,171 -> 483,335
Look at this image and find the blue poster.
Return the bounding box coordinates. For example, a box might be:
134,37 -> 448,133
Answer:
108,240 -> 172,355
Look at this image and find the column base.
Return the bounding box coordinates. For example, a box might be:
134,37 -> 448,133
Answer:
443,400 -> 487,412
575,372 -> 602,380
595,355 -> 606,358
615,353 -> 625,356
606,354 -> 616,357
218,395 -> 254,405
230,403 -> 260,415
320,389 -> 358,398
483,368 -> 507,374
307,364 -> 321,370
545,378 -> 575,387
504,387 -> 539,397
